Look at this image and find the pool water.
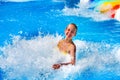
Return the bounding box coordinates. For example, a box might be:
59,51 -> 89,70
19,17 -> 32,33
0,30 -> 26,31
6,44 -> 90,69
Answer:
0,0 -> 120,80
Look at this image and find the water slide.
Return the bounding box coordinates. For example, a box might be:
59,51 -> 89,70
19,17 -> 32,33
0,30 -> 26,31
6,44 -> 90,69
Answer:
96,0 -> 120,21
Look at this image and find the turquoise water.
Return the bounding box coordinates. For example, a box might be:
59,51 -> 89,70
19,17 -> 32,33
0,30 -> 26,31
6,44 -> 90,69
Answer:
0,0 -> 120,80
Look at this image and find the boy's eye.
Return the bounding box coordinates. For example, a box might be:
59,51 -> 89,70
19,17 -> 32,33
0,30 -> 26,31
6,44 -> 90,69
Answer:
67,29 -> 70,31
71,31 -> 74,33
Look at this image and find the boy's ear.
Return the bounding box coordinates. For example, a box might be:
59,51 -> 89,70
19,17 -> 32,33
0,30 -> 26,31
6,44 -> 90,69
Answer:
74,31 -> 77,36
74,33 -> 76,36
75,29 -> 77,36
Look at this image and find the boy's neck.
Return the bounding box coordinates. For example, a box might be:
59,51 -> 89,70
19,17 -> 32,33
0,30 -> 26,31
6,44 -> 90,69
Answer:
64,38 -> 72,43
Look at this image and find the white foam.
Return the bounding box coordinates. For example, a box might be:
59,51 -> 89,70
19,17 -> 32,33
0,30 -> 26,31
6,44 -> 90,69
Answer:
0,34 -> 120,79
116,49 -> 120,61
62,2 -> 110,21
0,34 -> 62,79
79,0 -> 90,7
114,47 -> 120,62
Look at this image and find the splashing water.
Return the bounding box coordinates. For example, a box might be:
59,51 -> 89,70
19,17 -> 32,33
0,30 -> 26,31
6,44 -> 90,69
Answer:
0,34 -> 120,80
0,0 -> 120,80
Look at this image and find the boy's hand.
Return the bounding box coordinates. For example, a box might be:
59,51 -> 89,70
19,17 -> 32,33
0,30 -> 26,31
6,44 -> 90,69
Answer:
52,64 -> 61,69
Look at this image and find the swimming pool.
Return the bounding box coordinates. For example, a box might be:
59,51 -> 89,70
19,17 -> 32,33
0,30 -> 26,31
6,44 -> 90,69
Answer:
0,0 -> 120,80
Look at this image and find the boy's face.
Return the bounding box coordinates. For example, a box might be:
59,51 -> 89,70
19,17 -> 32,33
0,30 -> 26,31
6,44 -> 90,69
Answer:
65,24 -> 77,39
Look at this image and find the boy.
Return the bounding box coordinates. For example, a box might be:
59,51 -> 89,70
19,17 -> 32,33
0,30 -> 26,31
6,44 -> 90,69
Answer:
52,23 -> 77,69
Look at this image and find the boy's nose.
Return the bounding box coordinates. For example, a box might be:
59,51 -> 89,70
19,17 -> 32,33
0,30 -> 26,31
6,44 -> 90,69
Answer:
68,31 -> 72,35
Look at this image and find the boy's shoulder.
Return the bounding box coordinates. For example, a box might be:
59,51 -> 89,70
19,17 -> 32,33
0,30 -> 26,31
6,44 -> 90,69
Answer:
58,39 -> 64,43
70,41 -> 76,49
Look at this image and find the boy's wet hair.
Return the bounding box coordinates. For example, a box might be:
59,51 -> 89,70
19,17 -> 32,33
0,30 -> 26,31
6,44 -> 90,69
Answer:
66,23 -> 77,30
70,23 -> 77,30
